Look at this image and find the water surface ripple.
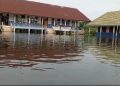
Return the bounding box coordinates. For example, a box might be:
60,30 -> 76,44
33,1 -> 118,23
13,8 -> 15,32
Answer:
0,32 -> 120,85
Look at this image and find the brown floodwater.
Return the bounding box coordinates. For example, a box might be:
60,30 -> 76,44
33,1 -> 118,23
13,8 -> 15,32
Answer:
0,32 -> 120,85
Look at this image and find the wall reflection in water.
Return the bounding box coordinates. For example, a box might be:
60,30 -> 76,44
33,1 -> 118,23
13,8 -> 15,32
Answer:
0,32 -> 85,68
93,36 -> 120,68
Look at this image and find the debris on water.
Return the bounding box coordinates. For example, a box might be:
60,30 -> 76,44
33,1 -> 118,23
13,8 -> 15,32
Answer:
31,68 -> 46,71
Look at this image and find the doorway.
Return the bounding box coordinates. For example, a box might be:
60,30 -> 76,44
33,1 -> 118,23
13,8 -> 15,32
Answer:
43,18 -> 48,28
0,13 -> 9,25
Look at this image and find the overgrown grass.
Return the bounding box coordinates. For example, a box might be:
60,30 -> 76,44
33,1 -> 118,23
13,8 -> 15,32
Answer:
84,26 -> 96,35
84,27 -> 96,34
79,22 -> 96,35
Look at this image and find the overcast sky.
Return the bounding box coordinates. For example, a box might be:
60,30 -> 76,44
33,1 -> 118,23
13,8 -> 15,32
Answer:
28,0 -> 120,20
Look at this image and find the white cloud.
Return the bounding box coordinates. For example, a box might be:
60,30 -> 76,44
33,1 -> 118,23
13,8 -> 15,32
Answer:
28,0 -> 120,20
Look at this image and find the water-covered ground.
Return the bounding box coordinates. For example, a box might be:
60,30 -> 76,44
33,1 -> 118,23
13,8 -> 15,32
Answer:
0,32 -> 120,85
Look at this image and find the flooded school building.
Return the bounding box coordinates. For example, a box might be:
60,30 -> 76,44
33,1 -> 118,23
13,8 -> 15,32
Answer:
1,0 -> 120,85
0,0 -> 90,34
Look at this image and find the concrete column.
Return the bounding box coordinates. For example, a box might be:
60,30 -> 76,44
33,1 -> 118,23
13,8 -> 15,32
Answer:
65,20 -> 66,26
60,19 -> 62,26
112,26 -> 115,48
13,30 -> 16,48
99,26 -> 102,46
41,17 -> 44,35
38,17 -> 41,25
27,16 -> 31,44
25,15 -> 28,23
112,26 -> 115,38
42,17 -> 44,27
75,21 -> 77,27
27,31 -> 30,44
114,26 -> 118,53
28,16 -> 31,24
106,27 -> 109,33
119,26 -> 120,33
116,25 -> 119,38
28,16 -> 31,33
54,19 -> 56,26
70,20 -> 72,27
13,15 -> 16,48
13,15 -> 16,33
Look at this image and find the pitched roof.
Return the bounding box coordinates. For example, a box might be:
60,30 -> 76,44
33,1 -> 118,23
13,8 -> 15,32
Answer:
88,11 -> 120,26
0,0 -> 90,21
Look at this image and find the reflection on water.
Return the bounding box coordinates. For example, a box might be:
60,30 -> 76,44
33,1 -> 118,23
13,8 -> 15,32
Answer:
0,32 -> 120,85
94,37 -> 120,68
0,32 -> 84,68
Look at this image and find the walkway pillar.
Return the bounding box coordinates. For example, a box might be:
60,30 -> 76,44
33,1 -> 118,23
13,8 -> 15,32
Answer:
65,20 -> 67,26
41,17 -> 44,35
106,27 -> 110,33
54,19 -> 56,26
13,15 -> 16,33
28,16 -> 31,44
41,17 -> 44,26
113,26 -> 115,39
75,21 -> 77,28
115,25 -> 119,53
60,19 -> 62,26
13,15 -> 16,48
112,26 -> 115,48
28,16 -> 31,33
99,26 -> 102,46
115,25 -> 119,43
119,26 -> 120,34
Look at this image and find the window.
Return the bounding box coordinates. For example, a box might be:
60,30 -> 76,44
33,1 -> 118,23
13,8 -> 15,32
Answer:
66,20 -> 70,26
56,19 -> 60,26
62,19 -> 65,26
21,15 -> 25,19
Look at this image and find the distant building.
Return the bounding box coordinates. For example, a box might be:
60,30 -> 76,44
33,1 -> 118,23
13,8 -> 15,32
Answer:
0,0 -> 90,34
88,11 -> 120,38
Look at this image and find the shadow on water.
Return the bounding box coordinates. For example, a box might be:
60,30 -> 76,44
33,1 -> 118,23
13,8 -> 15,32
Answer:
0,32 -> 85,69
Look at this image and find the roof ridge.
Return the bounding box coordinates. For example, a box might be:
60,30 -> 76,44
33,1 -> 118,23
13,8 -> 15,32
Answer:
26,0 -> 77,10
0,0 -> 90,21
107,10 -> 120,13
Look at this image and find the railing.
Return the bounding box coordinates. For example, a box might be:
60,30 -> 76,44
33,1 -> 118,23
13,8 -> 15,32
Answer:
10,21 -> 43,29
53,26 -> 81,31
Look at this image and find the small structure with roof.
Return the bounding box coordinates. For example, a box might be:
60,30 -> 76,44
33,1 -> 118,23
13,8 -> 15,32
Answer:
88,11 -> 120,39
